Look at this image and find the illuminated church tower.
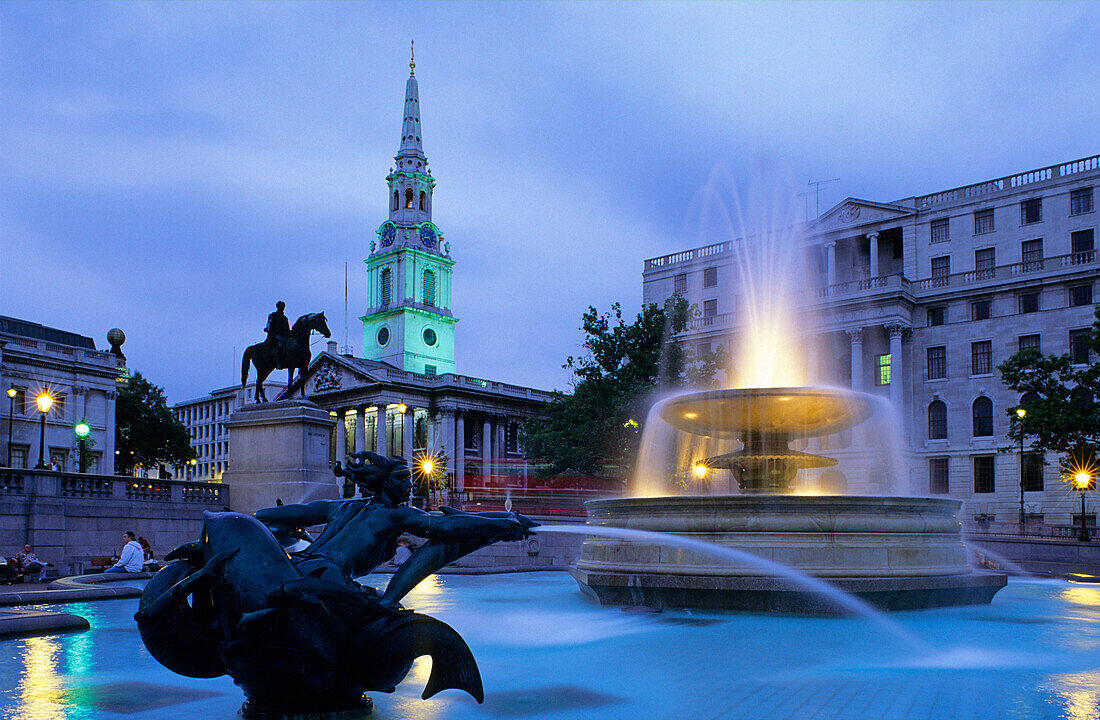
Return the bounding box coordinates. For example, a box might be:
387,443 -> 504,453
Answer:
361,46 -> 456,375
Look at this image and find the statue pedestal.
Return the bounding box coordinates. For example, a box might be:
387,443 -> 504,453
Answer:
223,399 -> 337,515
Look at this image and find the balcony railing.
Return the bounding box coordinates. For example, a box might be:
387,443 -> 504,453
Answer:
914,249 -> 1097,291
916,154 -> 1099,208
0,469 -> 229,505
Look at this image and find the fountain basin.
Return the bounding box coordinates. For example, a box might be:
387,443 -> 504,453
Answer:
570,495 -> 1006,613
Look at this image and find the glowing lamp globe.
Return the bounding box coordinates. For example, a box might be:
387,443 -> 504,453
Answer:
36,393 -> 54,413
75,421 -> 91,439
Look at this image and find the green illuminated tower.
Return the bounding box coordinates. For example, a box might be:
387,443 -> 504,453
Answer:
361,46 -> 456,375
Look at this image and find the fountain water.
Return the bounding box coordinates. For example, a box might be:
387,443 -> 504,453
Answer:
571,170 -> 1006,612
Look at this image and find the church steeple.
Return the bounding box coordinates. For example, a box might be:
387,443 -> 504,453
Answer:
362,49 -> 456,376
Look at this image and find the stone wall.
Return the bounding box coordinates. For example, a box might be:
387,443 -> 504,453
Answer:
445,516 -> 585,571
0,469 -> 228,576
964,533 -> 1100,576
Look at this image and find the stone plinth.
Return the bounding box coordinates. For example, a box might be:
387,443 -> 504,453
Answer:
570,495 -> 1007,613
222,399 -> 336,515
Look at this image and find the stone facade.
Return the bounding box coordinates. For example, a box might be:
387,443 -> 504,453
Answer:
0,316 -> 125,475
642,155 -> 1099,528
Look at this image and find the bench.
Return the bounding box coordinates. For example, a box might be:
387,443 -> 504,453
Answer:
87,557 -> 116,573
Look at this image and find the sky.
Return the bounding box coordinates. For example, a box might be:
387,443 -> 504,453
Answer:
2,1 -> 1098,404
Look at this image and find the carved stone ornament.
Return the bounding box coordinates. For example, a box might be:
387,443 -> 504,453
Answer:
837,204 -> 861,223
313,362 -> 342,392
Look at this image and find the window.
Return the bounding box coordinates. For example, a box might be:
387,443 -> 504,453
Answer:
1021,238 -> 1044,270
931,218 -> 949,243
1021,198 -> 1042,225
972,340 -> 992,375
974,208 -> 995,234
927,346 -> 946,380
1071,187 -> 1093,215
973,455 -> 995,493
1022,452 -> 1044,492
1018,334 -> 1041,353
10,446 -> 27,469
927,307 -> 945,326
876,354 -> 891,386
424,364 -> 437,376
931,256 -> 950,286
696,341 -> 711,357
1072,229 -> 1095,262
972,396 -> 994,436
405,188 -> 414,209
674,274 -> 687,294
419,191 -> 427,211
971,300 -> 991,321
1070,284 -> 1093,307
929,458 -> 950,494
392,190 -> 399,212
703,267 -> 718,288
928,400 -> 948,440
974,248 -> 995,279
1070,328 -> 1091,364
422,269 -> 436,306
423,328 -> 437,347
10,388 -> 26,415
703,299 -> 717,324
1018,292 -> 1039,314
380,268 -> 392,306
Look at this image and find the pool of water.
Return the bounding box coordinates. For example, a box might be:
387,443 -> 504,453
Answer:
1,573 -> 1098,720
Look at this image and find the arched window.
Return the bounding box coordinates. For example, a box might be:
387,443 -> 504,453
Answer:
972,396 -> 993,437
380,268 -> 392,307
392,190 -> 399,212
421,269 -> 436,306
928,400 -> 947,440
405,188 -> 414,209
419,191 -> 427,211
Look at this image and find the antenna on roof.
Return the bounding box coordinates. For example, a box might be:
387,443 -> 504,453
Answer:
808,178 -> 840,219
340,262 -> 353,356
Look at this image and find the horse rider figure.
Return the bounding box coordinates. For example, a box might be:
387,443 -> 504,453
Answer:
265,301 -> 291,366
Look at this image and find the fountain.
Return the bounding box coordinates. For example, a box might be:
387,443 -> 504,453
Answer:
570,175 -> 1007,613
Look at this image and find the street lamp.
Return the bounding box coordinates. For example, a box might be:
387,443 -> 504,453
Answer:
1074,470 -> 1093,542
34,392 -> 54,469
6,385 -> 16,467
74,420 -> 91,473
1016,407 -> 1027,529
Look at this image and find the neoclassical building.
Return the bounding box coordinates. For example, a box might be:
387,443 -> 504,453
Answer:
0,316 -> 126,474
281,56 -> 554,500
643,155 -> 1098,528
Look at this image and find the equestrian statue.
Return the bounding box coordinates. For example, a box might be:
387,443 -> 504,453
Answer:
135,451 -> 538,718
242,302 -> 331,401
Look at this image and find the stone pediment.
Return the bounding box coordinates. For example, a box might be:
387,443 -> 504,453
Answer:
281,353 -> 387,398
811,198 -> 914,232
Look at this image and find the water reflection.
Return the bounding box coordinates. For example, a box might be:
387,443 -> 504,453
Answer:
1045,670 -> 1100,720
15,636 -> 64,720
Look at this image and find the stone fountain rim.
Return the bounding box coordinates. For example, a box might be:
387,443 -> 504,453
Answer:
584,495 -> 963,511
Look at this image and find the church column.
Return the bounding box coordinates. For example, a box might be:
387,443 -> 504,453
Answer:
846,328 -> 864,391
104,390 -> 117,474
402,408 -> 414,459
867,232 -> 880,278
355,408 -> 366,455
375,404 -> 388,457
825,240 -> 837,287
482,416 -> 492,484
455,411 -> 466,495
440,407 -> 456,475
335,410 -> 347,464
886,324 -> 908,435
495,415 -> 506,474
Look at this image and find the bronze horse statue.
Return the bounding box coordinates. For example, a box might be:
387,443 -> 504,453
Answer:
242,312 -> 331,402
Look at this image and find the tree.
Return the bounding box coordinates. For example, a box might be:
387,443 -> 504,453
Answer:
998,306 -> 1100,473
522,296 -> 726,479
115,372 -> 195,476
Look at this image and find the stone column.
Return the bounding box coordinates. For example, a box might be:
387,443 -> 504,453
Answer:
375,404 -> 388,457
402,408 -> 414,459
886,324 -> 908,435
355,407 -> 366,455
482,416 -> 492,484
825,240 -> 837,287
334,409 -> 347,464
867,232 -> 879,278
846,328 -> 864,391
455,411 -> 466,494
441,407 -> 456,473
104,390 -> 117,474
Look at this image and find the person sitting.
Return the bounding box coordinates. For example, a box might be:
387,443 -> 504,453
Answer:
391,536 -> 413,566
138,536 -> 159,571
105,531 -> 145,573
13,544 -> 51,582
0,556 -> 19,584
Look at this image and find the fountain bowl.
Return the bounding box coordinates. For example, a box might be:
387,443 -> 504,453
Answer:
570,495 -> 1006,613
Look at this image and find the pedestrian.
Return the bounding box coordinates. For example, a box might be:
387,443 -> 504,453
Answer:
48,456 -> 60,471
105,531 -> 144,573
13,544 -> 51,582
391,536 -> 413,566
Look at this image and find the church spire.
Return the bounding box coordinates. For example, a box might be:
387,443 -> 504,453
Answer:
397,41 -> 425,162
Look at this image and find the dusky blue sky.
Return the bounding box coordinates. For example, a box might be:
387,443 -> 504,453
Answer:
2,1 -> 1097,404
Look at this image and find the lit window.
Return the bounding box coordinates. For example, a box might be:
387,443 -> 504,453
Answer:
876,354 -> 891,385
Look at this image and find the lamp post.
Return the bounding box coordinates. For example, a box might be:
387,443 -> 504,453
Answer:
1016,407 -> 1027,530
74,420 -> 91,473
34,392 -> 54,469
6,385 -> 15,467
1074,471 -> 1093,542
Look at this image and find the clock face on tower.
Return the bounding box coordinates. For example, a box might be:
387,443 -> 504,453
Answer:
380,223 -> 396,248
419,224 -> 437,249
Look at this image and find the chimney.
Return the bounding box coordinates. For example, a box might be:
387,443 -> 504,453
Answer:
327,341 -> 338,354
